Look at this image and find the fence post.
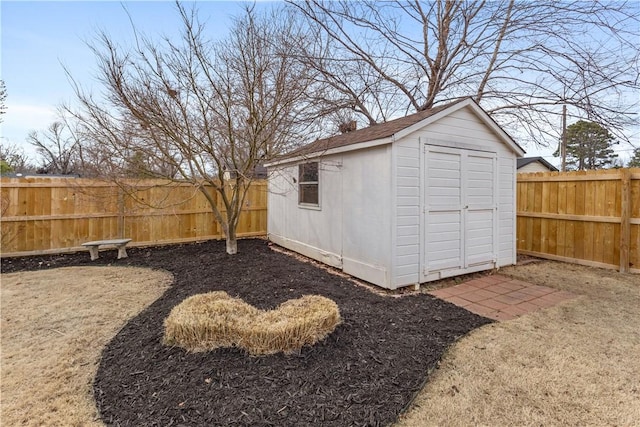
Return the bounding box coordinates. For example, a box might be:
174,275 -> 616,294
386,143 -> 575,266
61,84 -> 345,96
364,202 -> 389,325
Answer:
117,186 -> 125,239
620,169 -> 631,273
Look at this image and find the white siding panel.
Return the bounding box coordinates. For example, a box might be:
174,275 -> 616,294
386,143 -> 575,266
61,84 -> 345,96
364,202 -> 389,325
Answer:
398,166 -> 420,177
341,145 -> 393,287
397,176 -> 419,187
398,225 -> 420,236
426,210 -> 463,271
418,109 -> 509,150
397,216 -> 419,227
267,161 -> 343,267
397,206 -> 420,217
397,235 -> 419,246
392,138 -> 421,286
397,254 -> 420,265
498,156 -> 516,266
429,230 -> 461,243
395,265 -> 419,277
397,186 -> 419,197
397,196 -> 419,206
396,244 -> 420,256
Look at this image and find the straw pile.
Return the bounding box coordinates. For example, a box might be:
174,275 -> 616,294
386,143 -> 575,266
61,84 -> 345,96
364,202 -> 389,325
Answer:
163,291 -> 341,355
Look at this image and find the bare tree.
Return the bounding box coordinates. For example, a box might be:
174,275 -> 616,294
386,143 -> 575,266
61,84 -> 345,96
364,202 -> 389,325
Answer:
27,118 -> 86,175
0,80 -> 6,123
288,0 -> 640,146
0,142 -> 34,174
67,4 -> 319,254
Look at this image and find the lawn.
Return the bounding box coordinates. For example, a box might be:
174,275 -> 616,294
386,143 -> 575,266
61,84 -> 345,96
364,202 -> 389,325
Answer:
0,267 -> 171,427
398,260 -> 640,426
1,239 -> 638,426
1,239 -> 488,426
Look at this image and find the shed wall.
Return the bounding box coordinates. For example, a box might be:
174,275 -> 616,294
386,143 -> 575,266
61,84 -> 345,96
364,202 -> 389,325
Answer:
268,146 -> 393,285
268,158 -> 343,267
341,146 -> 393,286
417,107 -> 517,268
391,107 -> 517,286
391,139 -> 422,286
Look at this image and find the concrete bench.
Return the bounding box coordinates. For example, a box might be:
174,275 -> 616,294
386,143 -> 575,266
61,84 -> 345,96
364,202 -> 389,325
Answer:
82,239 -> 132,261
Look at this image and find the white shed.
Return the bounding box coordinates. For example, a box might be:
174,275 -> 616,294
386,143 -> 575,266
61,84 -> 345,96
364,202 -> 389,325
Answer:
266,98 -> 525,290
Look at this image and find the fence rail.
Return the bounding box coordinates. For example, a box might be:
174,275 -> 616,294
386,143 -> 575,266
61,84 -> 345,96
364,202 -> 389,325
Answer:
516,168 -> 640,273
3,171 -> 638,274
1,177 -> 267,257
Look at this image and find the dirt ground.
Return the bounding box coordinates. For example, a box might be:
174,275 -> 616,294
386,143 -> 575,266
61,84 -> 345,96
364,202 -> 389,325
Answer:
1,242 -> 639,426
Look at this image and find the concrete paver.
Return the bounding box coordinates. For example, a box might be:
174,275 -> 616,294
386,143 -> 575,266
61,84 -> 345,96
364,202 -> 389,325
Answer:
428,275 -> 577,321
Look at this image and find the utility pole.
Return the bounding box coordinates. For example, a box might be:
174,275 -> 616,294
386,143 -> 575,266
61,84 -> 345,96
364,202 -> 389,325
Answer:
561,105 -> 567,172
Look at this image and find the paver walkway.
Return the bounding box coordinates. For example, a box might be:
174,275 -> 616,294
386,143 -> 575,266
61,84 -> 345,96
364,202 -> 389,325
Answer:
429,275 -> 576,321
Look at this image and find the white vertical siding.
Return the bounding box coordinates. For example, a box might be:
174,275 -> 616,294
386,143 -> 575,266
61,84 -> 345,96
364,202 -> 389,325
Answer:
498,156 -> 516,266
464,153 -> 496,267
416,108 -> 505,145
424,149 -> 463,272
267,157 -> 343,267
267,167 -> 294,240
341,146 -> 393,287
392,139 -> 421,286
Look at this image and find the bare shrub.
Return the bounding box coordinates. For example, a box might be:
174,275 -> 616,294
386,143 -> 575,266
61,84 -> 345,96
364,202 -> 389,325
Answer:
163,291 -> 341,355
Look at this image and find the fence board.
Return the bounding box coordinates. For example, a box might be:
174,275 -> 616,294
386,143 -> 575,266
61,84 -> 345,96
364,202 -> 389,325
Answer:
1,178 -> 267,257
517,168 -> 639,273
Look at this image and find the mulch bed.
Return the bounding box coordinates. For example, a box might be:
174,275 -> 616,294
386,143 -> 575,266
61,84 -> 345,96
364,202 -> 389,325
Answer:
1,239 -> 492,426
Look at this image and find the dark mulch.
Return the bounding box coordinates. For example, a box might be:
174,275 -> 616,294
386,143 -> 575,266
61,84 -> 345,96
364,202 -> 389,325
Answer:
1,239 -> 492,427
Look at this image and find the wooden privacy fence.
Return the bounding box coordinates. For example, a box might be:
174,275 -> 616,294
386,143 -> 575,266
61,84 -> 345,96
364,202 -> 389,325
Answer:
517,168 -> 639,273
0,177 -> 267,257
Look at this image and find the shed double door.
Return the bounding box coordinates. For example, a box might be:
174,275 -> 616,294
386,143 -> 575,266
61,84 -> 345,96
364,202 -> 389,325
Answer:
422,145 -> 497,281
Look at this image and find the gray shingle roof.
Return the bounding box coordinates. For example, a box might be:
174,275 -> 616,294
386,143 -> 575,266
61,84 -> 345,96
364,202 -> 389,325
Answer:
517,157 -> 558,171
284,99 -> 465,159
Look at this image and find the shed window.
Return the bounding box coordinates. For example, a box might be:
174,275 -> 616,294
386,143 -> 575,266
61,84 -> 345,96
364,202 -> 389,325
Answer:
298,162 -> 319,206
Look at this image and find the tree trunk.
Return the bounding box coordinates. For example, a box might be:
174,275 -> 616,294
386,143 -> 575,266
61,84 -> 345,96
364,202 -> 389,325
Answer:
226,227 -> 238,255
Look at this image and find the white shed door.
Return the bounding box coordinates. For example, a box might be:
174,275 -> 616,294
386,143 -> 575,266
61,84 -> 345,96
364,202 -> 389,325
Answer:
423,145 -> 497,280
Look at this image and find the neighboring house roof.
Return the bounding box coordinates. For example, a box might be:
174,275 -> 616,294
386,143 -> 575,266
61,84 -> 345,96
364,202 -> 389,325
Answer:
1,173 -> 80,178
266,98 -> 525,166
223,164 -> 268,180
517,157 -> 558,171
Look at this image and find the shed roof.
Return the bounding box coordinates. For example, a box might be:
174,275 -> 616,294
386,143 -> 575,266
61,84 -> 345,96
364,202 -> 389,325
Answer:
287,101 -> 460,158
267,98 -> 525,166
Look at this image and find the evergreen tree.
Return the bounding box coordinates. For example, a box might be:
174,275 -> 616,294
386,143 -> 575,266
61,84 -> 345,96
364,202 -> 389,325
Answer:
0,159 -> 13,174
560,121 -> 618,170
628,148 -> 640,168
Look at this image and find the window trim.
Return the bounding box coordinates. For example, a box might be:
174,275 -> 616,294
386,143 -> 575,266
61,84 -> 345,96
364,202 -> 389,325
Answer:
298,162 -> 320,209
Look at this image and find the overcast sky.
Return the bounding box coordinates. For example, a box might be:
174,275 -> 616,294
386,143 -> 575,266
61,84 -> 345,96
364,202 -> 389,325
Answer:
1,1 -> 637,165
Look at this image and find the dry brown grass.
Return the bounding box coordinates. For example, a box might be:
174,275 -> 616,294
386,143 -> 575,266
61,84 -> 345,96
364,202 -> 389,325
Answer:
2,261 -> 638,427
0,267 -> 171,427
163,291 -> 341,355
396,261 -> 640,427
